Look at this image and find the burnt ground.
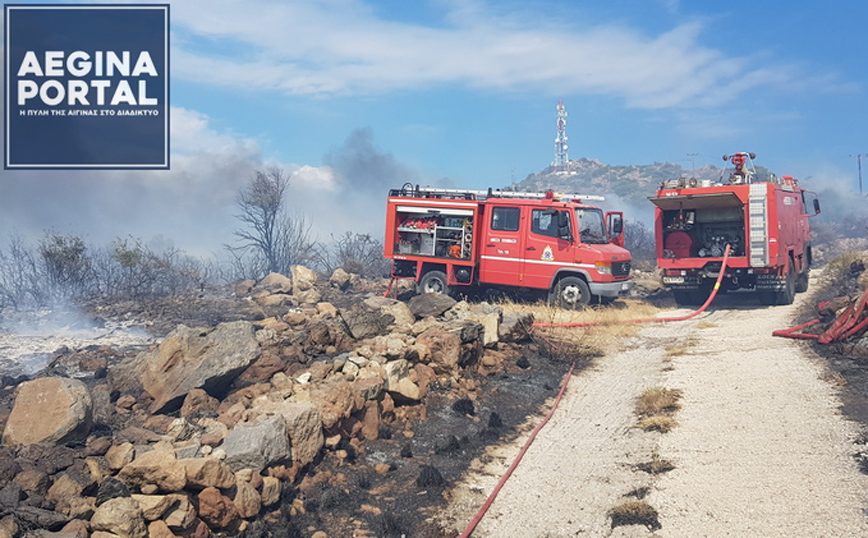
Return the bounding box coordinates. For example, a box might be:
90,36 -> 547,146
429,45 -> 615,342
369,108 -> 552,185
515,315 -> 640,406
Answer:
17,283 -> 586,538
266,345 -> 578,538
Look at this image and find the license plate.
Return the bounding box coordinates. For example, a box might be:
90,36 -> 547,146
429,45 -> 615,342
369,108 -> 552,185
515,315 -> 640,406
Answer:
662,276 -> 685,285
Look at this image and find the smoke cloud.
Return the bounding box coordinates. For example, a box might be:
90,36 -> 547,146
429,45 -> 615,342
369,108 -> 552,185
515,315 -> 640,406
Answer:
0,111 -> 432,258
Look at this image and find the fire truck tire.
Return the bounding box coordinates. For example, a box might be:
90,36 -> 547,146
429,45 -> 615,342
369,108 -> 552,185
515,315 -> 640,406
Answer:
778,265 -> 796,304
551,277 -> 591,310
795,267 -> 810,293
759,266 -> 796,306
418,270 -> 450,296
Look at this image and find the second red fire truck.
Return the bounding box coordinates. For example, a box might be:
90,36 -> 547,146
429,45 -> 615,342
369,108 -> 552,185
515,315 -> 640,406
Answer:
649,152 -> 821,306
384,184 -> 633,308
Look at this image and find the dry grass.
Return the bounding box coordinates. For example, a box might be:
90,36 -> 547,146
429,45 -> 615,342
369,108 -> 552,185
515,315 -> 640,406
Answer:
608,500 -> 661,531
636,415 -> 678,433
636,387 -> 682,416
695,320 -> 718,329
635,387 -> 682,433
635,453 -> 676,475
663,342 -> 692,359
498,297 -> 662,354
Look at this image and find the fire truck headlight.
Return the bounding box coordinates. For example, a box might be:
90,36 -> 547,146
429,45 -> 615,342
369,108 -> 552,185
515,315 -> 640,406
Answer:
595,262 -> 612,275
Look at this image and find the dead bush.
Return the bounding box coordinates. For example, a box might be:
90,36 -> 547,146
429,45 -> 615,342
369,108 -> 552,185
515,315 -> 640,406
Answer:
635,453 -> 675,475
636,387 -> 682,416
636,415 -> 678,433
608,500 -> 661,530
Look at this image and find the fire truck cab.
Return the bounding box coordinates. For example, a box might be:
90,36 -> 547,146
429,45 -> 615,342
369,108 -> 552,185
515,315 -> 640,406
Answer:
384,184 -> 633,308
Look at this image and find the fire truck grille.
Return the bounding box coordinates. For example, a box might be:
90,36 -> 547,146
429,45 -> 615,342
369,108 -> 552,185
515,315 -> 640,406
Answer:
612,261 -> 631,277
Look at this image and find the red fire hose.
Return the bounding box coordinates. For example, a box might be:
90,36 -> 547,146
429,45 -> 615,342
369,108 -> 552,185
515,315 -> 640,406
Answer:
532,244 -> 732,329
458,359 -> 576,538
773,286 -> 868,343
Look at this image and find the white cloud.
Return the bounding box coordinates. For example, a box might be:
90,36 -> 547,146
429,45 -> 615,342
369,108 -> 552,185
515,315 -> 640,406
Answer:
168,0 -> 829,109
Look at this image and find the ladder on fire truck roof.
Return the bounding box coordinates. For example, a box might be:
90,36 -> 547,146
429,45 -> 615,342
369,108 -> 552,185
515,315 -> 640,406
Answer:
389,183 -> 605,202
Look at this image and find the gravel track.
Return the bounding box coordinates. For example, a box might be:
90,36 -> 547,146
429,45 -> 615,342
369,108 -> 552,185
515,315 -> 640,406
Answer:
439,287 -> 868,537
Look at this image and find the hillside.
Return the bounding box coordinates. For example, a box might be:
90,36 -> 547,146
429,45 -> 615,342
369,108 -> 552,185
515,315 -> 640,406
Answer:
514,158 -> 721,207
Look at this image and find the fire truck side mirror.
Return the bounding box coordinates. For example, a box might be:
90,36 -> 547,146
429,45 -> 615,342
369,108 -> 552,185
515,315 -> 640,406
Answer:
557,211 -> 574,241
813,198 -> 821,215
607,212 -> 624,237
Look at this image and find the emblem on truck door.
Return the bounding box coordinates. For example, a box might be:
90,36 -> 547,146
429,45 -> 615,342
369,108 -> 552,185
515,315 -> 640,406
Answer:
542,245 -> 554,261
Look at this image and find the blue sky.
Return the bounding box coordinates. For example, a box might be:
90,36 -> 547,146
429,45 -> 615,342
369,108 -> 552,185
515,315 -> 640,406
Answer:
2,0 -> 867,252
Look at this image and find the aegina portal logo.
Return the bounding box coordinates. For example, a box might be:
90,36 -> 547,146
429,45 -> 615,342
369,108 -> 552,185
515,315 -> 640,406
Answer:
4,4 -> 169,169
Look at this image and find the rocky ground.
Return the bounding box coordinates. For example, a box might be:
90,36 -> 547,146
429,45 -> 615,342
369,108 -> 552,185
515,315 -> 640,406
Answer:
0,257 -> 866,538
0,267 -> 584,538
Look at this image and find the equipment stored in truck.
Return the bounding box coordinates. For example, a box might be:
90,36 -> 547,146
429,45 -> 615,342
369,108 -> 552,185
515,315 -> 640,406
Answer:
649,152 -> 820,306
384,183 -> 633,308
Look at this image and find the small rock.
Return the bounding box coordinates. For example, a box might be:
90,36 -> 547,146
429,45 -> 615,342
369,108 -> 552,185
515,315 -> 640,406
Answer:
105,442 -> 135,471
260,477 -> 281,507
180,458 -> 235,490
180,389 -> 220,419
147,519 -> 176,538
131,493 -> 173,521
96,477 -> 132,506
256,272 -> 293,293
197,487 -> 238,529
233,480 -> 261,519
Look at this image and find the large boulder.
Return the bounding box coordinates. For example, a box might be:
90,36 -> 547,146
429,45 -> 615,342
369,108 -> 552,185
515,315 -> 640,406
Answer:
222,415 -> 291,472
3,377 -> 93,446
363,297 -> 415,328
340,307 -> 395,340
179,458 -> 235,490
255,272 -> 292,293
248,400 -> 324,466
383,359 -> 424,402
117,448 -> 187,493
291,265 -> 321,304
499,311 -> 534,342
90,497 -> 148,538
415,328 -> 462,370
139,321 -> 261,413
329,267 -> 352,290
408,293 -> 457,319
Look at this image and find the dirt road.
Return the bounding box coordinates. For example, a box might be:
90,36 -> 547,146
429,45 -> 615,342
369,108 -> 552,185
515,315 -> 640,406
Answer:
438,290 -> 868,537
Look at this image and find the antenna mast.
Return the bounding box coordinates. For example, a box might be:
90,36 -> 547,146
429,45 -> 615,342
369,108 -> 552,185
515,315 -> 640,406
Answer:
553,99 -> 569,170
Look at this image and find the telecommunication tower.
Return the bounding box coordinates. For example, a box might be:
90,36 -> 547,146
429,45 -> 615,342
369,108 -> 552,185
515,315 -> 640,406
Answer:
553,100 -> 569,169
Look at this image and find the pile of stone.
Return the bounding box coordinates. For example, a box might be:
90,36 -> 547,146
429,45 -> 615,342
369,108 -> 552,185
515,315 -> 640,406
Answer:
0,267 -> 533,537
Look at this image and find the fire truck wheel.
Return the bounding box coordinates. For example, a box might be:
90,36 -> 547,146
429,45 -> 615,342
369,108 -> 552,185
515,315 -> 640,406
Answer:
759,266 -> 796,306
795,266 -> 810,293
778,265 -> 796,304
552,277 -> 591,310
418,270 -> 450,296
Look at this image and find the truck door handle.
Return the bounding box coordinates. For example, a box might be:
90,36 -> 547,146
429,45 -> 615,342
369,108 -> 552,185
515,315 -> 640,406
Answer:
486,243 -> 495,247
526,247 -> 536,251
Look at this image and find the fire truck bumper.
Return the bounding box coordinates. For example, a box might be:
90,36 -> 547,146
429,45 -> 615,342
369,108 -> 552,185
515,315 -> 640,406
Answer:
589,279 -> 634,298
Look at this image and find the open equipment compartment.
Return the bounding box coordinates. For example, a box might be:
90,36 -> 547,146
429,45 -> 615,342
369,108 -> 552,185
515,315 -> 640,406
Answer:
394,205 -> 474,259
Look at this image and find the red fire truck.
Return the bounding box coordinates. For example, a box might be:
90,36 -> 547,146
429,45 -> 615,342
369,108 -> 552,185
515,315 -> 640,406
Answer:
384,183 -> 633,308
649,152 -> 821,306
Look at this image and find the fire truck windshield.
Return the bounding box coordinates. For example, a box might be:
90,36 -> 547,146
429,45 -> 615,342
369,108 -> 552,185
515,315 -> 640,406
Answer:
576,208 -> 607,244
